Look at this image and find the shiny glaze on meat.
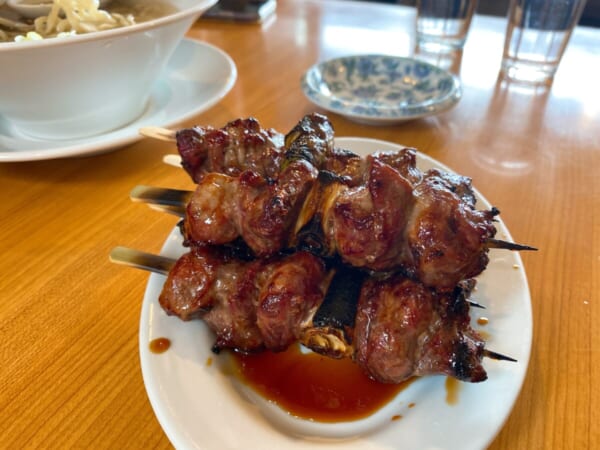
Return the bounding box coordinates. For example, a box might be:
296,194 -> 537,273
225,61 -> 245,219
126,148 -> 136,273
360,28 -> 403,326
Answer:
184,159 -> 318,256
176,117 -> 285,182
159,247 -> 328,352
354,277 -> 486,383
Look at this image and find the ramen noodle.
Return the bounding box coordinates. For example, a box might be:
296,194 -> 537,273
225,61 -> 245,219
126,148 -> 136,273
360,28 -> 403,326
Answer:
0,0 -> 176,42
35,0 -> 135,36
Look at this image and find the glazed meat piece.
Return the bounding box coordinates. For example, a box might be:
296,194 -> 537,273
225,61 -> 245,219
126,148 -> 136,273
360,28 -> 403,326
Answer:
159,246 -> 264,350
184,159 -> 319,256
368,149 -> 422,185
159,247 -> 328,352
256,250 -> 328,351
326,155 -> 416,272
176,117 -> 285,182
158,249 -> 489,383
407,170 -> 496,289
354,277 -> 486,383
326,159 -> 497,289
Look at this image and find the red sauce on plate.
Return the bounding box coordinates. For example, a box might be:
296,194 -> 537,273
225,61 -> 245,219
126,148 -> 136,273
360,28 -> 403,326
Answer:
445,376 -> 462,405
231,344 -> 414,422
149,337 -> 171,354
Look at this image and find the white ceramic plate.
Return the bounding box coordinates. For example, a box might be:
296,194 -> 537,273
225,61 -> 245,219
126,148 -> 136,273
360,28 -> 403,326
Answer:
302,55 -> 461,125
0,39 -> 236,162
139,138 -> 532,450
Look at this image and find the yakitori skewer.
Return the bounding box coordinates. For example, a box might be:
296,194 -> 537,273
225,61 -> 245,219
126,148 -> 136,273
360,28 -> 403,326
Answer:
110,245 -> 487,310
129,173 -> 535,293
110,246 -> 516,383
129,184 -> 536,254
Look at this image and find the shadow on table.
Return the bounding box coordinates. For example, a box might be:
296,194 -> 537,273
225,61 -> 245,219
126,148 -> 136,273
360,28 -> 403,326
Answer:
469,76 -> 551,177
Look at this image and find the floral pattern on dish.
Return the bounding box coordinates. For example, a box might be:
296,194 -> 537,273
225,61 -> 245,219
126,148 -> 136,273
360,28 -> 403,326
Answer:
301,55 -> 461,124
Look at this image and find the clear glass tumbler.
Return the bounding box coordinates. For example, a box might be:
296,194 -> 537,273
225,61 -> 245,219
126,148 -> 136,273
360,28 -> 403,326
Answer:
416,0 -> 478,52
501,0 -> 588,84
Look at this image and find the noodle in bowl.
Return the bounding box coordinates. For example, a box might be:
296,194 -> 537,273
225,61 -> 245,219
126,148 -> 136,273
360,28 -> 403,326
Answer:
0,0 -> 218,140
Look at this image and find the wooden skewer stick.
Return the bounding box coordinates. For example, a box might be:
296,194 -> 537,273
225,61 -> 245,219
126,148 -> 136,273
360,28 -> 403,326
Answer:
139,126 -> 177,142
163,154 -> 182,168
129,185 -> 190,217
109,246 -> 175,275
137,126 -> 181,166
147,204 -> 187,217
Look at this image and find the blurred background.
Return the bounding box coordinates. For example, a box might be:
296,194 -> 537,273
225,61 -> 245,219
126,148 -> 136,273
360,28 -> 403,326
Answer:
358,0 -> 600,27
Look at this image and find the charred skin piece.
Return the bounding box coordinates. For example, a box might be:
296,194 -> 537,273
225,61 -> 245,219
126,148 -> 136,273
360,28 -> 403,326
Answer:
180,148 -> 497,291
158,249 -> 488,383
283,112 -> 335,169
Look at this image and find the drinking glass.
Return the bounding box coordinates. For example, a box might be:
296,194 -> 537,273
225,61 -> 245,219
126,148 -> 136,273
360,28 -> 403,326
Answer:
416,0 -> 478,52
500,0 -> 588,84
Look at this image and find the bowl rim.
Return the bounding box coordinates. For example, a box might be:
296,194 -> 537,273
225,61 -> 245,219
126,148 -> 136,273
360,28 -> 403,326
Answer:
0,0 -> 217,51
301,54 -> 462,122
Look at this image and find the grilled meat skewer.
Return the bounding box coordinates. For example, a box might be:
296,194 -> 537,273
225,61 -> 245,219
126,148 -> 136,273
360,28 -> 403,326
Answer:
143,113 -> 366,186
111,246 -> 514,384
166,113 -> 336,183
130,150 -> 535,291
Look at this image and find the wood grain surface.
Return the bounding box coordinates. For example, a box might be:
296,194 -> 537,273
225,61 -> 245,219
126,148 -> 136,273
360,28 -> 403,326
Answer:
1,1 -> 598,448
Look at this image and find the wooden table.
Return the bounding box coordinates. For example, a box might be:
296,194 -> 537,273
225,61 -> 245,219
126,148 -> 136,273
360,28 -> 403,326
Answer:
1,1 -> 598,448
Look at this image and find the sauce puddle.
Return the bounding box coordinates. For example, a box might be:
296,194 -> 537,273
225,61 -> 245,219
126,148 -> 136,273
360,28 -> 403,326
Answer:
149,337 -> 171,354
231,344 -> 415,422
445,376 -> 462,405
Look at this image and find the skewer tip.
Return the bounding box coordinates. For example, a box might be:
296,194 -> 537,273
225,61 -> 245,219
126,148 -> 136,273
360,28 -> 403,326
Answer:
483,349 -> 517,362
486,238 -> 538,251
468,300 -> 486,309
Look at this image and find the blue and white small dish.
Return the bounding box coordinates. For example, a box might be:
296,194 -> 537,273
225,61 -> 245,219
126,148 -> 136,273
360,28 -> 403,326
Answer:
301,54 -> 461,125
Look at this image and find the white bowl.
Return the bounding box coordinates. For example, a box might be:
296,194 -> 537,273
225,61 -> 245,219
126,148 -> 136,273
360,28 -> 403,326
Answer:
0,0 -> 218,140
